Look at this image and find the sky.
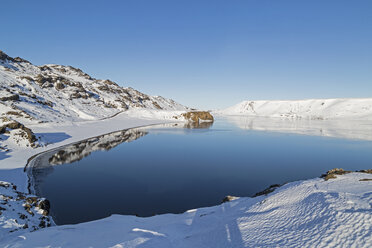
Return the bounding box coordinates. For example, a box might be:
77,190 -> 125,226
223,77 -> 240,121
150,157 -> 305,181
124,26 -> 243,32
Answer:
2,0 -> 372,109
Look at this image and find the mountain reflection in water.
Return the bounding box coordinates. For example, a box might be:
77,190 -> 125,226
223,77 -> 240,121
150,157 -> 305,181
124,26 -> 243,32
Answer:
49,129 -> 148,165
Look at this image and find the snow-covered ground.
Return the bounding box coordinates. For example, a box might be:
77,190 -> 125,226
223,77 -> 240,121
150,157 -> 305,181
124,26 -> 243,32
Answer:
2,172 -> 371,247
221,115 -> 372,141
215,98 -> 372,120
0,110 -> 186,190
1,50 -> 371,247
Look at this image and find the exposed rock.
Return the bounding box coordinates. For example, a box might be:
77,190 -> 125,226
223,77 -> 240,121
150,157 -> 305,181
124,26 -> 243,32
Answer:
182,111 -> 214,123
6,111 -> 23,117
55,82 -> 65,90
0,94 -> 19,101
254,184 -> 282,197
222,195 -> 239,203
0,120 -> 37,145
37,199 -> 50,215
152,101 -> 163,110
0,50 -> 14,61
13,57 -> 31,64
321,168 -> 352,181
359,178 -> 372,181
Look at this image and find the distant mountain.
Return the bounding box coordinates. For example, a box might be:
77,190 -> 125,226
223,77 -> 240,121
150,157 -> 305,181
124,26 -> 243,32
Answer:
0,50 -> 188,125
216,98 -> 372,120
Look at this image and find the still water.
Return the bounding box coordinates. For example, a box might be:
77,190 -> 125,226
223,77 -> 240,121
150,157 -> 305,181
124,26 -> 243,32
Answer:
30,117 -> 372,225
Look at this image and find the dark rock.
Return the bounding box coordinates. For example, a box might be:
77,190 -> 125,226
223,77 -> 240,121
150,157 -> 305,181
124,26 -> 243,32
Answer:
26,197 -> 38,205
254,184 -> 281,197
321,168 -> 352,181
0,121 -> 37,144
13,57 -> 31,63
19,214 -> 27,219
39,220 -> 46,228
0,94 -> 19,101
0,50 -> 13,61
222,195 -> 238,203
37,199 -> 50,214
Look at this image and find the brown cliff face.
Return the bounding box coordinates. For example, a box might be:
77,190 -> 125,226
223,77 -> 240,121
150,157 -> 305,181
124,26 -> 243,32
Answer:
182,111 -> 214,123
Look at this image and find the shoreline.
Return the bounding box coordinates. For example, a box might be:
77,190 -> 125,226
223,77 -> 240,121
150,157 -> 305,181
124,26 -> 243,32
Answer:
1,115 -> 371,246
25,122 -> 176,194
2,171 -> 371,247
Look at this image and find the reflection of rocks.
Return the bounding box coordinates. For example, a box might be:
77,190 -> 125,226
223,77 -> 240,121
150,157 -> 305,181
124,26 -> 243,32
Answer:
182,111 -> 214,123
27,128 -> 148,196
184,121 -> 213,129
49,129 -> 147,165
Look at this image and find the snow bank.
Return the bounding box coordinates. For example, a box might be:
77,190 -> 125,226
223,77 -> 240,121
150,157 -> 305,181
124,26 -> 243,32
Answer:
2,172 -> 371,247
221,115 -> 372,141
216,98 -> 372,120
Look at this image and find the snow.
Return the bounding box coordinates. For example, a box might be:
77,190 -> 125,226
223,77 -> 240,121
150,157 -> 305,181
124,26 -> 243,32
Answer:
1,173 -> 371,247
1,51 -> 371,247
221,115 -> 372,141
216,98 -> 372,120
0,111 -> 185,190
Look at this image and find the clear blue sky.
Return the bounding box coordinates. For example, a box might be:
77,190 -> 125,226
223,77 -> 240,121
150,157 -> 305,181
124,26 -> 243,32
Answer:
2,0 -> 372,109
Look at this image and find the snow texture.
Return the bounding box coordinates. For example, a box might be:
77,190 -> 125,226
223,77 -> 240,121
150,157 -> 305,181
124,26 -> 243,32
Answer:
1,173 -> 371,247
1,50 -> 371,247
216,99 -> 372,120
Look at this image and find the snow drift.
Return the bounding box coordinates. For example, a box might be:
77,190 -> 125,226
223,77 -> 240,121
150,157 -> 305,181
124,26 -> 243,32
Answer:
216,98 -> 372,120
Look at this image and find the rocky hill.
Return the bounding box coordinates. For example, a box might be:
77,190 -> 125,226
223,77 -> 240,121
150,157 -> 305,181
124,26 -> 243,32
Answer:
0,50 -> 188,148
0,50 -> 188,123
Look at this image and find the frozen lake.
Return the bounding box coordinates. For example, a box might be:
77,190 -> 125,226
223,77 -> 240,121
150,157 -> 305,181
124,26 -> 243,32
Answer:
30,117 -> 372,224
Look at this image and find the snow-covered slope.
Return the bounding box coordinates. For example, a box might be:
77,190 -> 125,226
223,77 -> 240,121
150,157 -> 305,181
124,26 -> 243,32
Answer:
216,99 -> 372,120
2,172 -> 371,247
0,50 -> 188,125
0,50 -> 190,151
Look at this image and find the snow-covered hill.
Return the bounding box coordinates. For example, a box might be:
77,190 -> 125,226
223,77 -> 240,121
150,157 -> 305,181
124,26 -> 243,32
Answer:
216,98 -> 372,120
0,50 -> 188,124
0,50 -> 188,148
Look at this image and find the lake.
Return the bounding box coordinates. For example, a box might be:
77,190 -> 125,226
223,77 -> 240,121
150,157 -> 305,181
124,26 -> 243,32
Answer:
29,117 -> 372,225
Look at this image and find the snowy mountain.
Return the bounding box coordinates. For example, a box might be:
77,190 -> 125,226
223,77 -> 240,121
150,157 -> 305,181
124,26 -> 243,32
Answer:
0,50 -> 190,149
0,50 -> 188,125
216,98 -> 372,120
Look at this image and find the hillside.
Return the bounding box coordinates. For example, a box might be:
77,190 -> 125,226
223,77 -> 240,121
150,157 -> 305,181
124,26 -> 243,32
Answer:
0,50 -> 188,149
216,98 -> 372,120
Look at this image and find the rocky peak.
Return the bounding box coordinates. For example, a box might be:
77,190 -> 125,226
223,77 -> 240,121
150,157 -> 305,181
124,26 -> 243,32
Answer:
0,50 -> 13,61
0,50 -> 30,64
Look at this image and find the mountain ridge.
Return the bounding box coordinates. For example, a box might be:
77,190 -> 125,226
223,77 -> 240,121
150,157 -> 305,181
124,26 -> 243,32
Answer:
0,50 -> 188,124
0,50 -> 189,149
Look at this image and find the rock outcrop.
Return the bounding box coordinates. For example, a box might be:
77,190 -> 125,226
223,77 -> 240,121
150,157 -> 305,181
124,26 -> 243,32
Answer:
182,111 -> 214,123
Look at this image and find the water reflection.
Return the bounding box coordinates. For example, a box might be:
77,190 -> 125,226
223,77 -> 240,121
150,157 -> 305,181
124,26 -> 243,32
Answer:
221,115 -> 372,141
49,129 -> 148,165
28,129 -> 147,196
28,118 -> 372,225
184,121 -> 213,129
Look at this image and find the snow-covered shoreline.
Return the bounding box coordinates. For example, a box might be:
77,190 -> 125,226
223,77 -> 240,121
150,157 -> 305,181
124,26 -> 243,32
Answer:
2,172 -> 371,247
215,98 -> 372,120
0,113 -> 371,247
